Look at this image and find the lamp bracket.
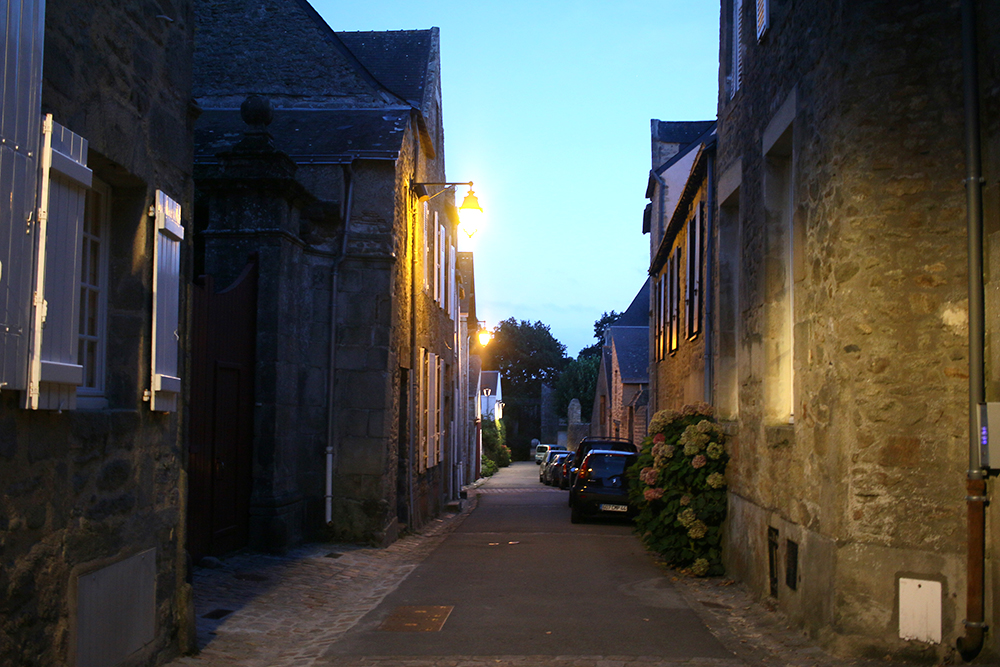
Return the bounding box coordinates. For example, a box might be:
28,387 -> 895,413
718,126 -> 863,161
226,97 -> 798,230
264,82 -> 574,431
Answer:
413,181 -> 474,202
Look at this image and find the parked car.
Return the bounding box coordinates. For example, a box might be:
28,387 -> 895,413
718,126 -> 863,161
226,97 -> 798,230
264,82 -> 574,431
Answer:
543,451 -> 572,485
534,443 -> 565,464
549,452 -> 572,487
569,449 -> 638,523
567,437 -> 636,503
539,449 -> 565,483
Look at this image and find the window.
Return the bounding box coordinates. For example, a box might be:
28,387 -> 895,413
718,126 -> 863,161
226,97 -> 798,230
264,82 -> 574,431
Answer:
78,178 -> 110,405
666,249 -> 681,354
685,203 -> 704,339
422,202 -> 430,291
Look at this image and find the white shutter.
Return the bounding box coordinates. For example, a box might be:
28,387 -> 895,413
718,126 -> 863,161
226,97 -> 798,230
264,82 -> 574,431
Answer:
436,213 -> 445,305
756,0 -> 769,41
427,351 -> 437,466
422,202 -> 430,291
436,359 -> 444,465
0,0 -> 45,390
448,242 -> 456,320
25,116 -> 91,410
149,190 -> 182,412
418,348 -> 427,471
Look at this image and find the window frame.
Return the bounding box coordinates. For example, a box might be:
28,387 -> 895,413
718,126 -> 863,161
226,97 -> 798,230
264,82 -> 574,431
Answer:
76,176 -> 111,409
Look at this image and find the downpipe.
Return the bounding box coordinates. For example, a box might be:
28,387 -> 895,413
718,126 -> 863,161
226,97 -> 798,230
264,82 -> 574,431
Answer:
958,0 -> 987,660
325,164 -> 355,526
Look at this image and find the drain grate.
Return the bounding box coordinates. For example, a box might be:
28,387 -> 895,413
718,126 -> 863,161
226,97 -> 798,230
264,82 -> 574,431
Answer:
233,573 -> 268,582
202,608 -> 234,620
378,606 -> 453,632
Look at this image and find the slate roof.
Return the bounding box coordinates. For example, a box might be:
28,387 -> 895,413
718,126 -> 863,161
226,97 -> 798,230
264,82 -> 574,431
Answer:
338,30 -> 433,108
609,326 -> 649,385
194,108 -> 411,163
616,279 -> 650,327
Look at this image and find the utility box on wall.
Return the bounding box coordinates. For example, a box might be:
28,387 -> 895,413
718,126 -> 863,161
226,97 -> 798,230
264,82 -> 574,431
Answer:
76,549 -> 156,667
898,578 -> 942,644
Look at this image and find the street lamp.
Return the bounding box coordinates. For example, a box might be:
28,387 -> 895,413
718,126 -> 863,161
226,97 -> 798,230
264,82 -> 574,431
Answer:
477,321 -> 492,347
414,180 -> 483,238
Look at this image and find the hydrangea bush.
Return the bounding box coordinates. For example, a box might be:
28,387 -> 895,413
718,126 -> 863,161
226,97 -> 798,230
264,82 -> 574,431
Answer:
628,402 -> 729,576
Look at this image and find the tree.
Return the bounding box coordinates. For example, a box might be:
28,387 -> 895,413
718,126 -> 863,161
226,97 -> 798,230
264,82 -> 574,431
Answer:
482,318 -> 567,397
577,310 -> 621,359
553,354 -> 600,422
481,318 -> 567,459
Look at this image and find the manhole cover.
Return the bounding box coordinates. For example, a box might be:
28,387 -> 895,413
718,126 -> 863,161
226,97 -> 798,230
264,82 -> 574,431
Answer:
378,606 -> 453,632
202,608 -> 234,620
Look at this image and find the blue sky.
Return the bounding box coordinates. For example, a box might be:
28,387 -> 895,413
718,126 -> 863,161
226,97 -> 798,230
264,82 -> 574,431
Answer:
312,1 -> 720,357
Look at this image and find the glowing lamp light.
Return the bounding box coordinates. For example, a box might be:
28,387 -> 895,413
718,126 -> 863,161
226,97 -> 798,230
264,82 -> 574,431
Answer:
478,329 -> 492,347
458,188 -> 483,238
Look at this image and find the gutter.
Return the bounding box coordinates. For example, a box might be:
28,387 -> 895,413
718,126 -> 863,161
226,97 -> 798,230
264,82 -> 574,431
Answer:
958,0 -> 987,660
325,163 -> 355,526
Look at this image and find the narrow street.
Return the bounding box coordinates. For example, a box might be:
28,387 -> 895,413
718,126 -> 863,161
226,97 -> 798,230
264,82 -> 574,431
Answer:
320,461 -> 736,665
169,462 -> 895,667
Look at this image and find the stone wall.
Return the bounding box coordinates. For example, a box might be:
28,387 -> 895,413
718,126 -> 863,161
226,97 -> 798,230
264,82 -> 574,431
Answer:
715,0 -> 983,659
1,0 -> 196,665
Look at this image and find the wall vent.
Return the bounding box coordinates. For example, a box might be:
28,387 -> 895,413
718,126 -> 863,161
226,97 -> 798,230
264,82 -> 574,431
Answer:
767,527 -> 779,597
785,539 -> 798,590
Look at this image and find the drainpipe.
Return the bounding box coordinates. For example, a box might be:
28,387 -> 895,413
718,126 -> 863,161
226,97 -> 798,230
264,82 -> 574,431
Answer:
958,0 -> 987,661
704,143 -> 716,405
653,169 -> 667,418
325,163 -> 354,526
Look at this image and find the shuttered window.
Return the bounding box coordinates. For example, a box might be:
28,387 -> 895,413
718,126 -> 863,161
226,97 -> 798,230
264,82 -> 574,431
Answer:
427,351 -> 437,467
686,204 -> 704,338
0,0 -> 45,390
149,190 -> 182,412
25,116 -> 92,410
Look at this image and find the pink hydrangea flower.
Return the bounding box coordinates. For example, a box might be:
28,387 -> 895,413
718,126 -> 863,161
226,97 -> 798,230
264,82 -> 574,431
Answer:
643,487 -> 665,502
691,455 -> 707,469
652,432 -> 666,444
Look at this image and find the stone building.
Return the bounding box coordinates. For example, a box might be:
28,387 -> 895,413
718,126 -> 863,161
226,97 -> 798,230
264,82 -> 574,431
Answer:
701,0 -> 1000,660
590,282 -> 649,443
191,0 -> 469,551
646,121 -> 716,414
1,0 -> 195,665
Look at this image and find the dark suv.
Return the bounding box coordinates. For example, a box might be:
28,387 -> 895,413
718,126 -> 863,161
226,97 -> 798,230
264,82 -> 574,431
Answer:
569,449 -> 637,523
567,437 -> 637,500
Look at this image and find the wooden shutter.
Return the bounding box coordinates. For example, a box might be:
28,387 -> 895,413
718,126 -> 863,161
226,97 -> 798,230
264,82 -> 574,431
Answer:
0,0 -> 44,391
756,0 -> 769,41
149,190 -> 182,412
436,216 -> 445,305
25,117 -> 91,409
419,348 -> 427,471
733,0 -> 744,96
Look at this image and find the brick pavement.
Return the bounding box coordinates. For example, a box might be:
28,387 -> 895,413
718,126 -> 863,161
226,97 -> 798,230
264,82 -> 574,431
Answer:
165,474 -> 900,667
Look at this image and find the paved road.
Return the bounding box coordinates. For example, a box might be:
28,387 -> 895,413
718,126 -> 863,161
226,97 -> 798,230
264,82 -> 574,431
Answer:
168,462 -> 893,667
319,461 -> 739,666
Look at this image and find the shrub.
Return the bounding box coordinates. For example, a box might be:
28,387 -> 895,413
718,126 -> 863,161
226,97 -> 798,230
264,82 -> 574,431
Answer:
482,416 -> 510,467
628,402 -> 729,576
481,458 -> 499,477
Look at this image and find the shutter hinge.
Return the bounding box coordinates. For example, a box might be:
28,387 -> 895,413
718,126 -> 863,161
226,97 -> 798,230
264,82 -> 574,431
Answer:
143,389 -> 151,402
148,205 -> 156,217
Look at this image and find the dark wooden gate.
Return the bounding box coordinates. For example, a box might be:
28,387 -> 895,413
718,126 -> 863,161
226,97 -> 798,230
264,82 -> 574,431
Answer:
188,259 -> 257,561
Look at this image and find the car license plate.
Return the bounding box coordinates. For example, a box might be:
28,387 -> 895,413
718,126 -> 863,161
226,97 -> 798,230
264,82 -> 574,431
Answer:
600,503 -> 628,512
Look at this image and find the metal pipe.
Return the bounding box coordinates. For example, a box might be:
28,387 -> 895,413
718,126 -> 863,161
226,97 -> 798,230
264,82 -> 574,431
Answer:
704,146 -> 716,406
958,0 -> 987,660
325,164 -> 354,525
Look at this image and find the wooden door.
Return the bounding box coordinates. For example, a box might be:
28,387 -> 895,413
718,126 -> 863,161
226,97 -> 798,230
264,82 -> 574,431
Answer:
188,259 -> 257,560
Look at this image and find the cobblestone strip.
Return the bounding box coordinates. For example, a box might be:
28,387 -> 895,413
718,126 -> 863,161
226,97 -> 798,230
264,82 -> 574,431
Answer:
166,505 -> 476,667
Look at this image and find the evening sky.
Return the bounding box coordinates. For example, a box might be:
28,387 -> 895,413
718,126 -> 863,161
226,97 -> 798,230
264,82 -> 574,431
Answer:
312,0 -> 720,357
